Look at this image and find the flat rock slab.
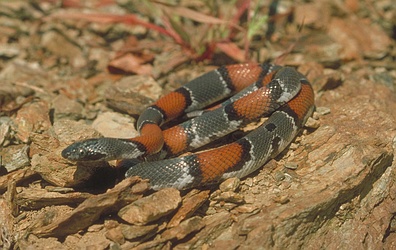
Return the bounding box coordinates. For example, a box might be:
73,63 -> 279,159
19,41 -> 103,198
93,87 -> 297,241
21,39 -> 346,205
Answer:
118,188 -> 181,225
32,177 -> 148,237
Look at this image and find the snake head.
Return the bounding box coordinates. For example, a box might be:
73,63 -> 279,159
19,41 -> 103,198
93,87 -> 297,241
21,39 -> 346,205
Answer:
61,137 -> 145,162
61,138 -> 111,161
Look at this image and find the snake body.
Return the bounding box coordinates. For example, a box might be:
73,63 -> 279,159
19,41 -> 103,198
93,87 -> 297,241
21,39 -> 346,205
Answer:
62,63 -> 314,190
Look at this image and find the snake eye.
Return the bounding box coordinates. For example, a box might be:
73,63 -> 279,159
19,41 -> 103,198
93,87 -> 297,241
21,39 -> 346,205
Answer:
61,141 -> 106,161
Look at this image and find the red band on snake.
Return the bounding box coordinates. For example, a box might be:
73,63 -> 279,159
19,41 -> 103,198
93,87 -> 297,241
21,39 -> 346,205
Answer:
62,63 -> 315,190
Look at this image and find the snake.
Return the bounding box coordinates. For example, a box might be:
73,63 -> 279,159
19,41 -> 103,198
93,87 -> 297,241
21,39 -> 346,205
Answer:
61,63 -> 315,190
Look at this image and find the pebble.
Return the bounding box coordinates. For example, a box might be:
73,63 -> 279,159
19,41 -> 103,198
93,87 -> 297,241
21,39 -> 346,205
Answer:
161,216 -> 204,241
51,94 -> 84,121
118,188 -> 181,225
12,100 -> 51,143
168,190 -> 209,228
273,171 -> 286,182
121,224 -> 158,241
105,75 -> 162,115
284,162 -> 299,170
40,30 -> 86,68
219,177 -> 240,192
1,145 -> 30,172
105,226 -> 125,245
316,106 -> 331,116
0,117 -> 11,146
211,191 -> 245,204
91,112 -> 138,138
305,117 -> 320,129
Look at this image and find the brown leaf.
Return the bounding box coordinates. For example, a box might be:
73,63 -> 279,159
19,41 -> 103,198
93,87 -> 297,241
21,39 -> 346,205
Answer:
108,53 -> 153,75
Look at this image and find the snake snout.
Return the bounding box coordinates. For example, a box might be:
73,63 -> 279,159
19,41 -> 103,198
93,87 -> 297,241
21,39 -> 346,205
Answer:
61,139 -> 108,161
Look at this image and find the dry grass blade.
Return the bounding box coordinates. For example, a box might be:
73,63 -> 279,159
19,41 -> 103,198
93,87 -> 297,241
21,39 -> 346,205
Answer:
152,0 -> 243,31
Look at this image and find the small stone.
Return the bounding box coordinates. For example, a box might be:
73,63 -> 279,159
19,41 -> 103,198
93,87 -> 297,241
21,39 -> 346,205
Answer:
211,191 -> 245,204
273,195 -> 290,204
51,94 -> 84,121
222,203 -> 238,211
105,226 -> 125,245
87,224 -> 104,232
105,75 -> 162,115
12,100 -> 51,143
0,44 -> 20,59
219,177 -> 240,192
168,190 -> 210,228
273,171 -> 286,182
121,224 -> 158,240
1,144 -> 30,172
52,119 -> 102,144
104,220 -> 120,230
250,186 -> 261,195
118,188 -> 181,225
40,30 -> 86,68
243,178 -> 253,187
0,118 -> 11,146
233,204 -> 260,214
91,112 -> 138,138
305,117 -> 321,129
316,106 -> 331,116
161,216 -> 204,241
284,162 -> 299,170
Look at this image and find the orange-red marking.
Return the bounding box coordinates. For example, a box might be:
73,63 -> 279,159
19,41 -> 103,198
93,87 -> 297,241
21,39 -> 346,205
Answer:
163,125 -> 189,155
195,143 -> 244,183
155,92 -> 188,121
132,123 -> 164,154
226,63 -> 263,91
230,87 -> 272,120
287,82 -> 314,120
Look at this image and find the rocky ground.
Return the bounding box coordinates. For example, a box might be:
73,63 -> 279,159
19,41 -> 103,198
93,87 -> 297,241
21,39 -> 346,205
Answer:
0,0 -> 395,249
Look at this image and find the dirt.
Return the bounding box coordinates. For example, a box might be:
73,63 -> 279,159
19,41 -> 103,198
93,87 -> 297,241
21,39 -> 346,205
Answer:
0,0 -> 395,249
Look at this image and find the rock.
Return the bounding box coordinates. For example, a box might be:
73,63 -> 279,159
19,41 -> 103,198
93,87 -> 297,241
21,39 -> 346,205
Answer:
210,191 -> 245,204
0,168 -> 37,194
16,187 -> 92,210
105,226 -> 125,245
51,94 -> 84,121
175,212 -> 233,249
40,30 -> 86,68
105,75 -> 162,115
32,177 -> 145,237
168,190 -> 210,228
0,60 -> 52,91
30,146 -> 102,187
118,188 -> 181,225
161,216 -> 204,240
29,119 -> 109,187
0,44 -> 20,59
0,117 -> 12,146
63,231 -> 111,250
91,112 -> 138,138
12,100 -> 51,143
134,217 -> 205,249
121,224 -> 158,241
52,119 -> 102,144
219,177 -> 240,192
0,144 -> 30,172
16,234 -> 65,250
